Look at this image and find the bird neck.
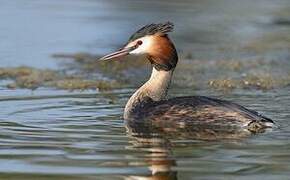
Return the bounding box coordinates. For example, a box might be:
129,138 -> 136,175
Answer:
124,67 -> 174,119
142,67 -> 173,100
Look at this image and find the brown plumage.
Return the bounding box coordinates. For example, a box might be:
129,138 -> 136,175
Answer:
147,35 -> 178,71
127,96 -> 273,128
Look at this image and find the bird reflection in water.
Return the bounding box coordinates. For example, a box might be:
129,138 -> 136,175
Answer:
125,121 -> 178,180
124,119 -> 255,180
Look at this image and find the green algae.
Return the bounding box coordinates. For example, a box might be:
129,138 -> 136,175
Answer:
50,78 -> 120,91
0,66 -> 119,91
207,63 -> 290,91
53,53 -> 147,73
1,50 -> 290,92
54,52 -> 290,92
0,67 -> 58,90
208,74 -> 290,91
175,58 -> 290,91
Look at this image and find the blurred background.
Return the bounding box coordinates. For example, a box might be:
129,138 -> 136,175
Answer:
1,0 -> 290,90
0,0 -> 290,179
1,0 -> 289,68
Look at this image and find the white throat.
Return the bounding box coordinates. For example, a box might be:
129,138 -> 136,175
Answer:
124,67 -> 174,119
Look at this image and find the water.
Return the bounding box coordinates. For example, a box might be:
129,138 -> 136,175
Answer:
1,0 -> 290,179
0,88 -> 289,179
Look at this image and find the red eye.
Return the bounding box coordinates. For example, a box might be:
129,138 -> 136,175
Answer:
137,40 -> 143,45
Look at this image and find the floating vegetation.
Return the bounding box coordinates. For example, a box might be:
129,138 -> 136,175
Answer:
50,78 -> 119,91
53,53 -> 147,75
53,52 -> 290,91
0,67 -> 58,90
208,79 -> 237,91
0,66 -> 119,91
1,50 -> 290,92
209,73 -> 290,91
174,57 -> 290,91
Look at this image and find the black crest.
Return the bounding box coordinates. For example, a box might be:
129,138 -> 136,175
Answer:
128,22 -> 174,42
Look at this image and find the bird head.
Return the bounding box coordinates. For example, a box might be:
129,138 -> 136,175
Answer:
99,22 -> 178,71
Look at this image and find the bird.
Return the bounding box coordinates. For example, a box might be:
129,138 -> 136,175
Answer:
99,22 -> 275,134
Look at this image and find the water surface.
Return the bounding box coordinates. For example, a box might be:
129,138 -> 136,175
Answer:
0,87 -> 290,179
1,0 -> 290,179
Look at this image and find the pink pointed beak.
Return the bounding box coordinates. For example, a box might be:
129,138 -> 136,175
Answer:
99,45 -> 137,61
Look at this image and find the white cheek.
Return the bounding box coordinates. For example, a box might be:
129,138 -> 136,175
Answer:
129,37 -> 152,55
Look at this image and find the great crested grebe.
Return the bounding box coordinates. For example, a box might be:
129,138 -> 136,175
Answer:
99,22 -> 274,133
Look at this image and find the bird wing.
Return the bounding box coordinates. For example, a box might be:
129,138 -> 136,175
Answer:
137,96 -> 274,128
